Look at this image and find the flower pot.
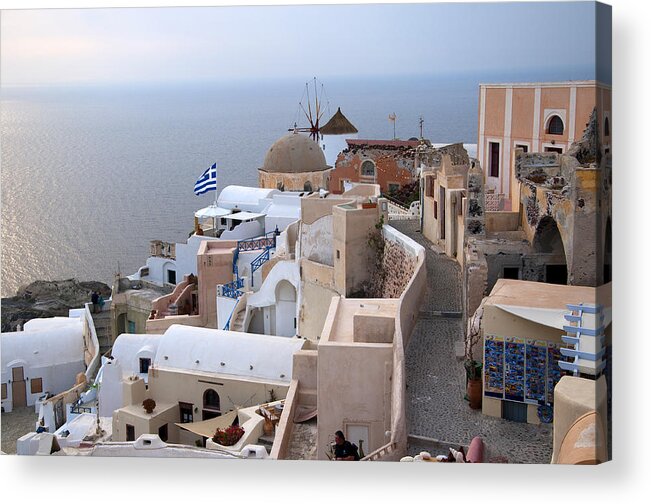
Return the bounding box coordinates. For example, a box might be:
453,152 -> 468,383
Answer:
361,203 -> 377,209
467,378 -> 482,410
263,418 -> 274,436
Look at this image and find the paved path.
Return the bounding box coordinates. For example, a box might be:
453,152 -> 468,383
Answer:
390,220 -> 552,464
1,407 -> 38,454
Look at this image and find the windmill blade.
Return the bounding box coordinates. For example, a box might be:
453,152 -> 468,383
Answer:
305,81 -> 314,127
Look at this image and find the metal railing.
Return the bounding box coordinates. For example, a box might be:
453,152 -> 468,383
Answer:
238,235 -> 276,252
220,278 -> 245,299
361,441 -> 398,461
381,192 -> 411,212
250,247 -> 271,286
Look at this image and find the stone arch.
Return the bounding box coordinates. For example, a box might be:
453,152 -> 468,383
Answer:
533,216 -> 568,284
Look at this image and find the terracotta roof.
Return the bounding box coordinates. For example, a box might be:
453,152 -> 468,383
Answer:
320,107 -> 358,135
346,139 -> 420,148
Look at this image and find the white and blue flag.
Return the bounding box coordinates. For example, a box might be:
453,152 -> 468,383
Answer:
194,163 -> 217,195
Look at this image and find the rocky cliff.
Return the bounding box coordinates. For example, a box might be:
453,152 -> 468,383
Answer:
1,279 -> 111,332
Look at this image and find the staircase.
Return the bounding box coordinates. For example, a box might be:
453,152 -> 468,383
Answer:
91,310 -> 113,355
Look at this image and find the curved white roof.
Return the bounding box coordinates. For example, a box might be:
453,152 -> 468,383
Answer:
23,317 -> 81,332
111,333 -> 163,374
154,325 -> 305,383
2,322 -> 83,369
217,185 -> 279,213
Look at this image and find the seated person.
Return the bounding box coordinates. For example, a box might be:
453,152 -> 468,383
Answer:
333,430 -> 360,461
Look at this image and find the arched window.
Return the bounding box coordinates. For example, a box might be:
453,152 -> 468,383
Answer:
361,160 -> 376,177
604,116 -> 610,137
203,389 -> 220,410
547,115 -> 564,135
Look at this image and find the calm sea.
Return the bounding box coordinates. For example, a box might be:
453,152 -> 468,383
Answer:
1,75 -> 480,297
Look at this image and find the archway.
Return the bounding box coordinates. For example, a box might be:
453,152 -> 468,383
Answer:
274,280 -> 297,337
533,216 -> 567,285
202,388 -> 221,420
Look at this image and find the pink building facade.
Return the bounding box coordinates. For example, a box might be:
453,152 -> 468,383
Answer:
477,81 -> 611,209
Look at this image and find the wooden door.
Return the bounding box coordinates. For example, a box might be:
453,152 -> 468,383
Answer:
11,367 -> 27,408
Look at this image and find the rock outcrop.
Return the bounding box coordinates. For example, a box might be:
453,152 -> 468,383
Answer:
1,279 -> 111,332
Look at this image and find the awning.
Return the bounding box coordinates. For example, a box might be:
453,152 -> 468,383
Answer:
195,204 -> 232,219
226,211 -> 266,221
495,305 -> 612,330
175,410 -> 238,438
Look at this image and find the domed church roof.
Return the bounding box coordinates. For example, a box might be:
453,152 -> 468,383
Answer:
261,132 -> 330,174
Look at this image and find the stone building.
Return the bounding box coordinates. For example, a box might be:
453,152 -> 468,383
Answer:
258,131 -> 332,192
328,139 -> 429,194
464,108 -> 612,324
477,80 -> 611,210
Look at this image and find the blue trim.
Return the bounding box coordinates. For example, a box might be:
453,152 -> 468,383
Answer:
561,335 -> 580,345
560,348 -> 605,361
563,325 -> 604,336
566,304 -> 602,314
564,314 -> 581,322
558,361 -> 579,372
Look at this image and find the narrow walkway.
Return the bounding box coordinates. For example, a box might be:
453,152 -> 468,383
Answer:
390,220 -> 552,464
1,407 -> 38,454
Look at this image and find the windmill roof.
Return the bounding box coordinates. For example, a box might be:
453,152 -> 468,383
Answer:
320,107 -> 358,135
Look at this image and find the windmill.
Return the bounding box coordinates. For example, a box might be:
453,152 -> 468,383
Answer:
290,77 -> 330,142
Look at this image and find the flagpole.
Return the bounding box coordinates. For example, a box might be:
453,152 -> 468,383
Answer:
213,163 -> 218,207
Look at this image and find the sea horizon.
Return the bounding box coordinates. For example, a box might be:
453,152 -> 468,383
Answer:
1,70 -> 591,297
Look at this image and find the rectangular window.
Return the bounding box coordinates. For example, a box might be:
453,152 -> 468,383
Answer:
167,270 -> 177,285
139,358 -> 151,374
433,200 -> 438,219
544,146 -> 563,154
515,144 -> 528,153
336,250 -> 340,259
158,424 -> 168,442
489,142 -> 500,178
503,267 -> 520,280
426,177 -> 435,197
179,402 -> 193,423
126,424 -> 135,442
1,383 -> 6,400
30,377 -> 43,394
127,320 -> 136,333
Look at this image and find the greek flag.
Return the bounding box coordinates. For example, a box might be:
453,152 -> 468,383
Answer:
194,163 -> 217,195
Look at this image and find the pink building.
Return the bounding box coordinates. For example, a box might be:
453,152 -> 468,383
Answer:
477,80 -> 611,209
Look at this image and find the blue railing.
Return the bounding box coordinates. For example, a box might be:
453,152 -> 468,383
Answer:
238,236 -> 276,252
221,278 -> 245,299
223,301 -> 239,330
250,248 -> 271,287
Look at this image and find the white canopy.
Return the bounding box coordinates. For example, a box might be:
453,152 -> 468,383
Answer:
226,211 -> 266,221
195,204 -> 232,219
175,410 -> 238,438
495,304 -> 612,330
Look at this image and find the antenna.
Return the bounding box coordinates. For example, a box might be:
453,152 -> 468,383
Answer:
419,116 -> 424,139
388,112 -> 397,140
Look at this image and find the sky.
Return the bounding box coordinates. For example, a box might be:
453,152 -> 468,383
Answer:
0,1 -> 609,86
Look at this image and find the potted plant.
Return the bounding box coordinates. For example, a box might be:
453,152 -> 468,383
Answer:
142,398 -> 156,414
465,302 -> 485,410
361,198 -> 377,209
212,425 -> 245,446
